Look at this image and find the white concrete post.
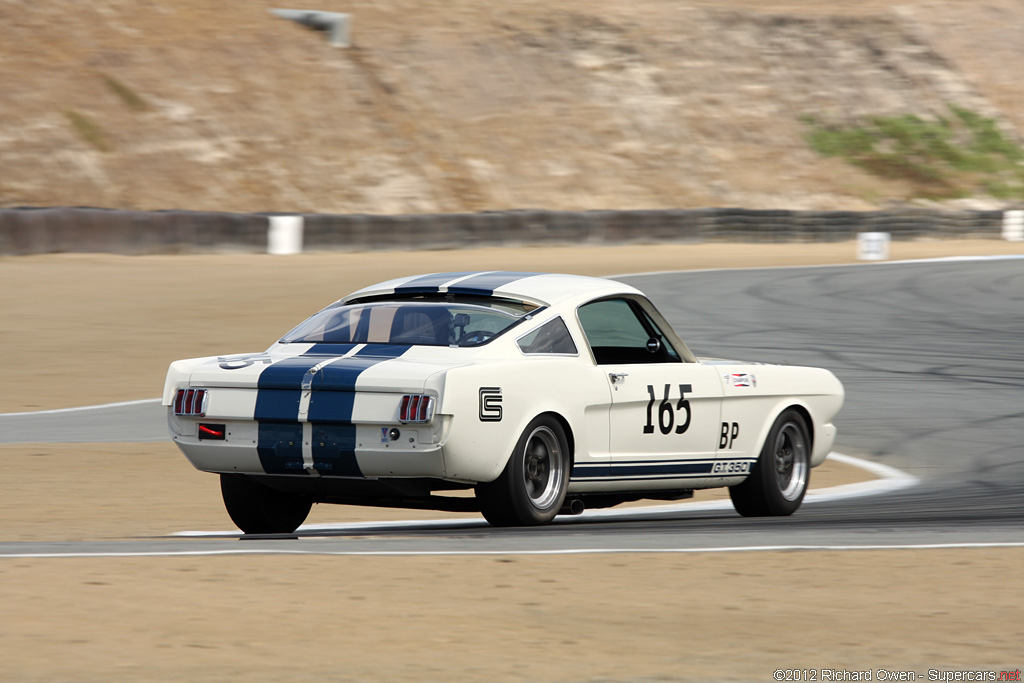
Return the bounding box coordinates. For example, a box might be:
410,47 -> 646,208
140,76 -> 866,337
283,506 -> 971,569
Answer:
1002,210 -> 1024,242
268,215 -> 304,255
857,232 -> 891,260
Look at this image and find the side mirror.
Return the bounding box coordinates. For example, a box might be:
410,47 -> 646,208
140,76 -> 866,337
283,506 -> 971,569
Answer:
645,337 -> 661,354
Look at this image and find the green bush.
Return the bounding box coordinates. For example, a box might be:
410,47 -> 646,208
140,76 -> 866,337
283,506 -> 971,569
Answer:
804,107 -> 1024,200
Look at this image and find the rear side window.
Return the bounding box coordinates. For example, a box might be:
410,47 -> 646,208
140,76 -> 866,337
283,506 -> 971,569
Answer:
517,317 -> 578,355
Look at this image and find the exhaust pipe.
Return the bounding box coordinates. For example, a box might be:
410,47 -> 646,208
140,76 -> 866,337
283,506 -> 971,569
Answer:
560,498 -> 585,516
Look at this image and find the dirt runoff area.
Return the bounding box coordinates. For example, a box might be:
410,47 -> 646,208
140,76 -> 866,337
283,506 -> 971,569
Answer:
1,240 -> 1023,681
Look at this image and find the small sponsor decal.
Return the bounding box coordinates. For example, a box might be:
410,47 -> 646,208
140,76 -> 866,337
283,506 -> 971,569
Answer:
725,373 -> 756,388
381,427 -> 390,443
479,387 -> 503,422
712,461 -> 751,475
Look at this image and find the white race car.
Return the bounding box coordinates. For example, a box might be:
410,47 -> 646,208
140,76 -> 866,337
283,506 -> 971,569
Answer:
164,272 -> 844,533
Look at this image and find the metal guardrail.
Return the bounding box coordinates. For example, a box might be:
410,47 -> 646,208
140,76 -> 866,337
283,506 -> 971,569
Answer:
0,206 -> 1010,256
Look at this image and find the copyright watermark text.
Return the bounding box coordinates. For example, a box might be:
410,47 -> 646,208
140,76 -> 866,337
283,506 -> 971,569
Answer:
772,669 -> 1021,682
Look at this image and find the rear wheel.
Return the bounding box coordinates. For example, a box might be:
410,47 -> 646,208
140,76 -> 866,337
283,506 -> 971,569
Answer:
476,416 -> 570,527
729,409 -> 810,517
220,474 -> 312,534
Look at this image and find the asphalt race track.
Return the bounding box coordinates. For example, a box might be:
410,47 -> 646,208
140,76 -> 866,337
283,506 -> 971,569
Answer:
2,257 -> 1022,557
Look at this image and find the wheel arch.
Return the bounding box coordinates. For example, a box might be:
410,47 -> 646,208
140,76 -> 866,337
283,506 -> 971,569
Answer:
536,410 -> 575,469
749,400 -> 816,467
784,403 -> 814,450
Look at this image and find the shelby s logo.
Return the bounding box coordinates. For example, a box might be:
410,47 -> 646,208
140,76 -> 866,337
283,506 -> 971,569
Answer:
479,387 -> 503,422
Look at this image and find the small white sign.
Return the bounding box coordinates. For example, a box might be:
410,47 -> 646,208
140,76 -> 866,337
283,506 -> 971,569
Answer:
857,231 -> 890,261
1002,210 -> 1024,242
268,215 -> 304,255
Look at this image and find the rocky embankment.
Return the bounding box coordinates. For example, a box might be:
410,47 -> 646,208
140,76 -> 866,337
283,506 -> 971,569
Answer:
1,0 -> 1022,213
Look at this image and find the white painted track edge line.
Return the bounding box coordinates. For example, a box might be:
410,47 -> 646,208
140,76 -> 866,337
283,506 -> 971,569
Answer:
0,398 -> 161,417
4,542 -> 1023,560
606,253 -> 1024,280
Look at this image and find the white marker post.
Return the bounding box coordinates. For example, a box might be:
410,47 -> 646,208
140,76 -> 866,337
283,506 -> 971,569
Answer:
1002,210 -> 1024,242
267,215 -> 304,255
857,231 -> 891,261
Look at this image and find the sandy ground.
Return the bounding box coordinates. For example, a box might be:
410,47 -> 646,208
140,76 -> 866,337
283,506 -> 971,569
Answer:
2,241 -> 1023,680
2,550 -> 1021,682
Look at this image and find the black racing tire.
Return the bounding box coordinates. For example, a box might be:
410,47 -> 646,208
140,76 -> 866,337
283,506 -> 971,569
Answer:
220,474 -> 312,534
729,409 -> 811,517
475,415 -> 571,527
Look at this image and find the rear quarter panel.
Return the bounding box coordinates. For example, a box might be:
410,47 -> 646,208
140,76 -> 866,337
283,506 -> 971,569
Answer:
437,357 -> 609,482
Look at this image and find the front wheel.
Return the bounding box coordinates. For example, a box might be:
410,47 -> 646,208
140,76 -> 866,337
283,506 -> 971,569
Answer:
476,416 -> 571,527
220,474 -> 312,534
729,409 -> 810,517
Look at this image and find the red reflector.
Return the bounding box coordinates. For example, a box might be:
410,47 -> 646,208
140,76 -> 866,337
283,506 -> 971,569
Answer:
174,390 -> 185,414
399,395 -> 411,422
198,423 -> 226,441
418,397 -> 429,421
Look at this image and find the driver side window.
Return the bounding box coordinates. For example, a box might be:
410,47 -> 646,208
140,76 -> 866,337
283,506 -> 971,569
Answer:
577,298 -> 680,365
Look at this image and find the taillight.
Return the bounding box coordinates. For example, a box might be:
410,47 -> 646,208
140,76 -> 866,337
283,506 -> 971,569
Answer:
174,388 -> 208,417
399,394 -> 434,423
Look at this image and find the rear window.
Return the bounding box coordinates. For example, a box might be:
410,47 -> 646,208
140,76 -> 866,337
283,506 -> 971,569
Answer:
280,296 -> 540,347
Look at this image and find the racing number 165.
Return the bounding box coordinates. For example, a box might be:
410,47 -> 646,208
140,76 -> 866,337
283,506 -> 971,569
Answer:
644,384 -> 692,435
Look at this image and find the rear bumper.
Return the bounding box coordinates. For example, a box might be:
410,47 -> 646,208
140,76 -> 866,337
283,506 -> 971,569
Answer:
170,410 -> 450,479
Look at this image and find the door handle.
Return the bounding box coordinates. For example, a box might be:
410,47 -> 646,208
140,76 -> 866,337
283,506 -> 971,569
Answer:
608,372 -> 629,384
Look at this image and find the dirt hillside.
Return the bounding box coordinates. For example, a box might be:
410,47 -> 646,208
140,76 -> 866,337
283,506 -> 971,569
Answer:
2,0 -> 1024,214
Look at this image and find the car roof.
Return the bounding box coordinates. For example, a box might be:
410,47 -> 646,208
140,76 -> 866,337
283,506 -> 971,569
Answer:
342,271 -> 643,308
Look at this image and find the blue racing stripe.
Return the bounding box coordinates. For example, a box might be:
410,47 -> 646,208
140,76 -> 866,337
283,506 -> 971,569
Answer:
255,353 -> 332,422
305,343 -> 359,356
313,356 -> 395,390
256,422 -> 306,475
572,460 -> 713,479
311,424 -> 361,476
256,353 -> 334,472
310,348 -> 408,475
254,389 -> 301,422
257,356 -> 320,390
307,391 -> 356,423
393,272 -> 480,296
355,343 -> 413,358
446,271 -> 539,296
255,344 -> 410,476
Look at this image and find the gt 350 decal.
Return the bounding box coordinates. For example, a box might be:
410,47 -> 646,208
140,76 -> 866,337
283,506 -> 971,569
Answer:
479,387 -> 503,422
712,461 -> 751,474
643,383 -> 692,435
